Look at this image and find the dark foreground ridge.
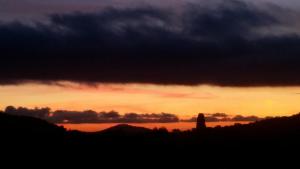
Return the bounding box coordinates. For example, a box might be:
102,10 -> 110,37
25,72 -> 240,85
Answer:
0,112 -> 299,166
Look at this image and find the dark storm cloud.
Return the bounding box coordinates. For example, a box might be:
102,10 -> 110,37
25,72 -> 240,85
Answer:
1,0 -> 300,86
183,1 -> 278,40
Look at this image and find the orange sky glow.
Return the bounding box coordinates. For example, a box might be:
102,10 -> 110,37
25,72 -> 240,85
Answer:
1,82 -> 300,118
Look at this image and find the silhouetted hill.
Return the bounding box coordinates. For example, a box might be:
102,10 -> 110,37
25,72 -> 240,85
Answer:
216,113 -> 300,139
0,112 -> 300,167
0,113 -> 65,133
99,124 -> 152,135
0,113 -> 66,145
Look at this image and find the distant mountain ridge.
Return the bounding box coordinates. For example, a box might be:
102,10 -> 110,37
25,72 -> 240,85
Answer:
99,124 -> 152,135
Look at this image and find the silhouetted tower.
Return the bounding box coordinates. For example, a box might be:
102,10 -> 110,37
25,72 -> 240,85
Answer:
196,113 -> 206,130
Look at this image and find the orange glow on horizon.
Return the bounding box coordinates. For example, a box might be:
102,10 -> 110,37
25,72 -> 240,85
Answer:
59,121 -> 251,132
1,82 -> 300,118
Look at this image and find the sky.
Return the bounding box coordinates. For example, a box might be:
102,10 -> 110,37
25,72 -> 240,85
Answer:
1,0 -> 300,118
1,82 -> 300,118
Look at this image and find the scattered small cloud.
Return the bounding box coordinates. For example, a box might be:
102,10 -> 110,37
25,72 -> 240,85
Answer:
3,106 -> 179,123
182,113 -> 261,122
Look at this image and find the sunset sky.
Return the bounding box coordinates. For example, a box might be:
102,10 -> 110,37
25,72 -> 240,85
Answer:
1,0 -> 300,119
1,82 -> 300,118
